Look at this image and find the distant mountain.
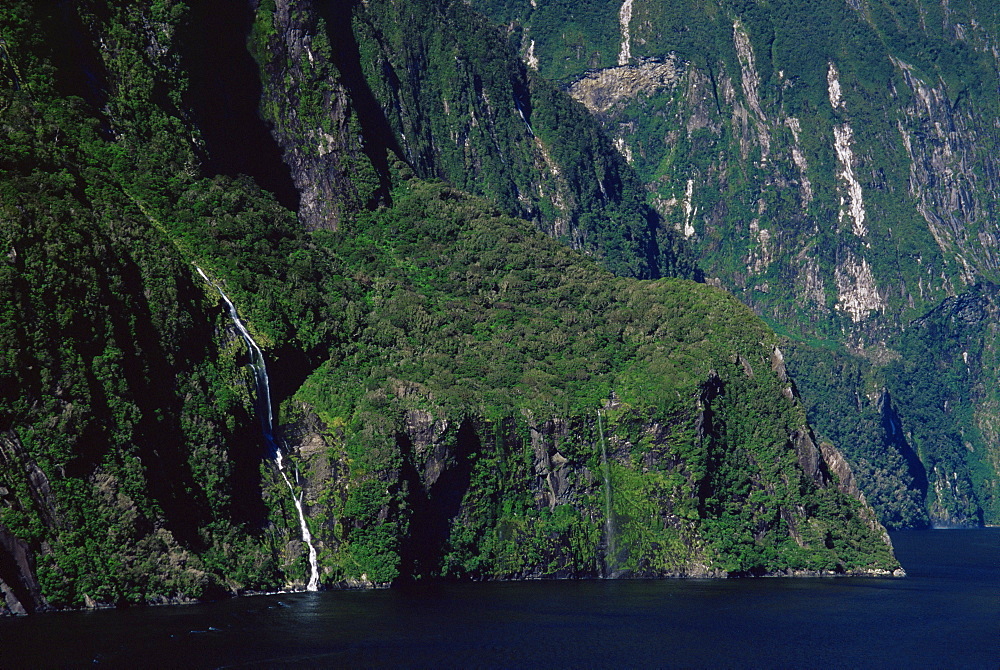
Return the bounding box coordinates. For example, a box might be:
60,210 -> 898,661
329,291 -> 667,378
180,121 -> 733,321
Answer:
470,0 -> 1000,528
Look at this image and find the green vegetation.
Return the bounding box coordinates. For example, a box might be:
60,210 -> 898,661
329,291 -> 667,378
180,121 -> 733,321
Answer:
0,0 -> 310,607
469,0 -> 1000,528
287,180 -> 898,581
0,0 -> 903,612
0,81 -> 279,609
783,284 -> 1000,528
781,341 -> 929,530
342,0 -> 701,280
884,286 -> 1000,525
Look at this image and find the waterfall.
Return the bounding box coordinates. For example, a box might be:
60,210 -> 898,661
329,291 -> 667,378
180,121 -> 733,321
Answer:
275,452 -> 320,592
513,97 -> 534,137
597,409 -> 616,578
617,0 -> 634,65
196,266 -> 320,592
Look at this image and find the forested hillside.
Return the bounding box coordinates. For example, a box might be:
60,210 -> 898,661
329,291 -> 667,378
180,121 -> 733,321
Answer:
0,0 -> 909,614
472,0 -> 1000,528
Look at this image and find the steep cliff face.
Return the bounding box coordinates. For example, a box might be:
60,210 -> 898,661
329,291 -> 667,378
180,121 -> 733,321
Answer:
249,0 -> 387,231
892,284 -> 1000,525
544,19 -> 955,339
0,108 -> 277,608
285,362 -> 901,583
0,434 -> 51,615
0,1 -> 319,608
248,0 -> 701,279
472,0 -> 1000,527
483,0 -> 1000,335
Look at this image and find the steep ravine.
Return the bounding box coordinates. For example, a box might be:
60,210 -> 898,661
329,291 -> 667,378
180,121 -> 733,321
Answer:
177,0 -> 299,211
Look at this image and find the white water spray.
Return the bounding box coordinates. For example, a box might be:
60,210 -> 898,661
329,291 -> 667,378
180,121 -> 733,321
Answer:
276,452 -> 320,592
617,0 -> 634,65
196,266 -> 320,591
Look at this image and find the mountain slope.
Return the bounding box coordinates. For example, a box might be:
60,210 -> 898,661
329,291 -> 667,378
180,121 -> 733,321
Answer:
285,179 -> 898,582
0,0 -> 898,613
472,0 -> 1000,527
249,0 -> 702,279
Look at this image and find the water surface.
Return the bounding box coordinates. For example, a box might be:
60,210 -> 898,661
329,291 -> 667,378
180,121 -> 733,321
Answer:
4,529 -> 998,668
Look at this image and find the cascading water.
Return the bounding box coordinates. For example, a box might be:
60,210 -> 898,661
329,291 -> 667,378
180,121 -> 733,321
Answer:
597,409 -> 617,578
196,266 -> 320,591
275,451 -> 319,592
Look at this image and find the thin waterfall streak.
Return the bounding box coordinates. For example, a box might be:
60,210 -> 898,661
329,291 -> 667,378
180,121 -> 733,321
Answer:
196,265 -> 320,592
196,266 -> 274,434
598,409 -> 616,578
278,466 -> 320,592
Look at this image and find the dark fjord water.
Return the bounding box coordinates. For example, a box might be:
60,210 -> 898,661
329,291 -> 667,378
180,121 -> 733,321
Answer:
3,529 -> 998,668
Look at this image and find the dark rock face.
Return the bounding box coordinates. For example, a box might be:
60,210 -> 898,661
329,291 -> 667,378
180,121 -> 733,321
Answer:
176,0 -> 299,210
0,526 -> 46,615
0,431 -> 55,614
792,428 -> 829,487
250,0 -> 385,231
818,440 -> 893,548
0,431 -> 61,532
912,283 -> 998,328
531,419 -> 579,509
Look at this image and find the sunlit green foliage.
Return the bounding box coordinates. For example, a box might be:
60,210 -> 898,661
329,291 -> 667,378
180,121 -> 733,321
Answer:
291,180 -> 898,580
